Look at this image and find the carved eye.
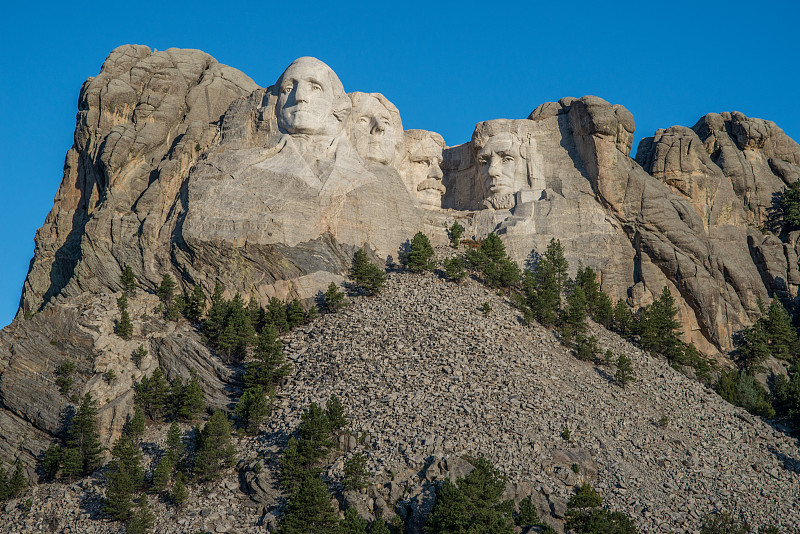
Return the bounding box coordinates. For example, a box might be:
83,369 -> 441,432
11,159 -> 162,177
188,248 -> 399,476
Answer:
503,155 -> 515,163
311,83 -> 322,92
478,157 -> 489,166
281,85 -> 292,94
359,117 -> 370,124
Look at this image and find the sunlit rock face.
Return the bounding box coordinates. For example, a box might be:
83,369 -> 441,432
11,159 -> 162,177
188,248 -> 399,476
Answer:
400,129 -> 446,209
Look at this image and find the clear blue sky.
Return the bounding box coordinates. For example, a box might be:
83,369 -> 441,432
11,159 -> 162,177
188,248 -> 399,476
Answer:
1,0 -> 798,328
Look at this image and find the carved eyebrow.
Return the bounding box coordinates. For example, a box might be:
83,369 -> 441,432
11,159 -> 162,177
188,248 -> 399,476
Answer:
307,77 -> 324,87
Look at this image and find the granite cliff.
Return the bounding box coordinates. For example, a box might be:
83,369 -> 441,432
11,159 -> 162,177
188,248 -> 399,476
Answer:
2,45 -> 800,523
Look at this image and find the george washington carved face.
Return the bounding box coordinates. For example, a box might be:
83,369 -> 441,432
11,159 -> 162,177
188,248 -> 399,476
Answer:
276,57 -> 350,137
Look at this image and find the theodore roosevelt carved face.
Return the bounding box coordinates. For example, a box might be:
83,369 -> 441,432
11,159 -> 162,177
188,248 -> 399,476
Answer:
403,129 -> 446,209
276,57 -> 350,137
349,92 -> 403,165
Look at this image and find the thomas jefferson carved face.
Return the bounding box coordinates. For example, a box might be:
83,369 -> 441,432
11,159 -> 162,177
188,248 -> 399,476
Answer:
351,94 -> 398,165
404,130 -> 445,209
476,132 -> 525,210
276,57 -> 346,137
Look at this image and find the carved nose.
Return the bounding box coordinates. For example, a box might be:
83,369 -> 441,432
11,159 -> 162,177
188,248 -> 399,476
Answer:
370,119 -> 385,135
294,84 -> 309,103
488,159 -> 502,178
428,162 -> 443,180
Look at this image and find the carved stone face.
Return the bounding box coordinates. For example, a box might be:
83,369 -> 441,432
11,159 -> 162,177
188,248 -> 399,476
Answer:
476,132 -> 524,209
405,133 -> 445,208
277,58 -> 339,136
352,94 -> 397,165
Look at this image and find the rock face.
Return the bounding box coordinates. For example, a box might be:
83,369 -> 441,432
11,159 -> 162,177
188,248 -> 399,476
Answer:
5,46 -> 800,472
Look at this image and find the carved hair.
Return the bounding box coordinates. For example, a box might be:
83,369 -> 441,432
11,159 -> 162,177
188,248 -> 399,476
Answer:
404,129 -> 445,148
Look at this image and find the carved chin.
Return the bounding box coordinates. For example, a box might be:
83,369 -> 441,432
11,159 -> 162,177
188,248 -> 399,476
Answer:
484,193 -> 516,210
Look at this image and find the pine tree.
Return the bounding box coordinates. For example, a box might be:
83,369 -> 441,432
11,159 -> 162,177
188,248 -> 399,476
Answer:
615,355 -> 634,387
63,392 -> 103,478
338,507 -> 369,534
765,297 -> 797,359
443,256 -> 467,283
55,360 -> 75,397
157,274 -> 177,309
117,294 -> 129,312
613,298 -> 635,338
298,402 -> 334,461
524,239 -> 568,326
105,434 -> 144,521
185,284 -> 206,323
324,282 -> 346,312
405,232 -> 436,272
134,369 -> 170,421
279,436 -> 306,493
121,265 -> 137,296
243,325 -> 291,393
448,221 -> 464,248
278,472 -> 339,534
131,344 -> 148,369
342,452 -> 369,491
127,406 -> 146,441
236,386 -> 271,434
350,247 -> 386,296
174,369 -> 205,420
326,394 -> 348,431
165,421 -> 184,464
639,286 -> 683,361
0,465 -> 8,501
193,410 -> 237,482
170,472 -> 188,508
561,286 -> 588,344
126,495 -> 154,534
8,461 -> 26,498
267,297 -> 289,332
778,180 -> 800,231
426,457 -> 514,534
150,455 -> 172,492
286,299 -> 307,329
117,309 -> 134,339
41,443 -> 63,480
216,293 -> 256,361
203,283 -> 227,345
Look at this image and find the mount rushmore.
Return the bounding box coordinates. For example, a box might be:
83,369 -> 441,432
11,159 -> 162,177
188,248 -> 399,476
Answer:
4,44 -> 800,467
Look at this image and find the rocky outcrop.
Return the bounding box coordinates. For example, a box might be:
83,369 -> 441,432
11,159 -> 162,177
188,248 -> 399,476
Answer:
19,45 -> 258,317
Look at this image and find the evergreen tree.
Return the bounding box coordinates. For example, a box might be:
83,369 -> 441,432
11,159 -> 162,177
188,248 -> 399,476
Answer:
117,309 -> 134,339
613,298 -> 635,338
338,508 -> 369,534
515,496 -> 540,526
370,516 -> 392,534
193,410 -> 237,482
157,274 -> 177,309
41,443 -> 63,480
342,452 -> 369,491
266,297 -> 289,332
126,495 -> 154,534
700,512 -> 749,534
203,283 -> 227,345
448,221 -> 464,248
561,286 -> 588,344
127,406 -> 146,441
286,299 -> 307,329
134,369 -> 170,421
121,265 -> 137,296
184,284 -> 206,323
63,393 -> 103,478
524,239 -> 568,326
404,232 -> 436,272
131,345 -> 148,369
326,394 -> 348,431
105,434 -> 144,521
278,472 -> 339,534
165,421 -> 185,463
324,282 -> 346,312
216,293 -> 256,361
765,297 -> 797,359
0,465 -> 8,501
279,436 -> 307,493
243,325 -> 291,393
777,180 -> 800,231
774,358 -> 800,431
55,360 -> 76,397
173,369 -> 205,420
615,354 -> 634,387
150,455 -> 172,492
593,291 -> 614,328
426,456 -> 514,534
639,286 -> 683,361
298,402 -> 334,461
170,472 -> 188,508
117,293 -> 129,312
8,462 -> 26,498
443,256 -> 467,283
735,320 -> 771,372
350,247 -> 387,296
575,265 -> 614,327
236,386 -> 271,434
565,483 -> 637,534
